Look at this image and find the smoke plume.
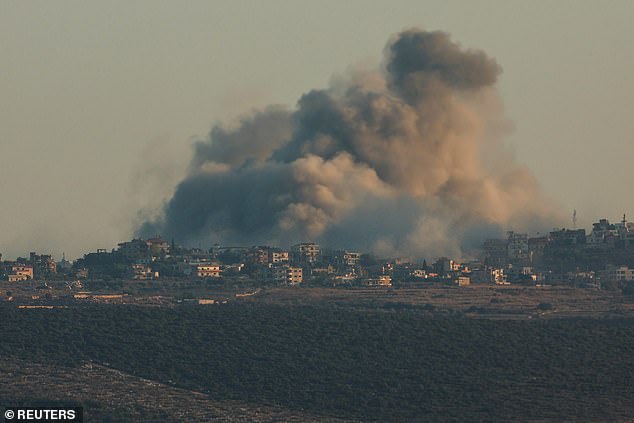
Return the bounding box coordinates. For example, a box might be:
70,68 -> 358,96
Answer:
138,29 -> 562,258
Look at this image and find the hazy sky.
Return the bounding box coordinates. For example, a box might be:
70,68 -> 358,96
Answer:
1,1 -> 633,259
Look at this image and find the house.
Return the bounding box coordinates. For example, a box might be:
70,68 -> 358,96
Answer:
131,263 -> 157,280
291,242 -> 320,264
7,265 -> 33,281
334,250 -> 360,267
245,247 -> 270,265
29,252 -> 57,277
453,276 -> 471,287
549,229 -> 586,246
270,250 -> 289,264
433,258 -> 459,275
528,236 -> 549,262
195,263 -> 221,278
471,267 -> 507,285
507,231 -> 529,263
273,266 -> 303,285
483,238 -> 508,267
146,237 -> 170,256
311,265 -> 334,276
505,265 -> 535,283
117,239 -> 150,260
599,265 -> 633,282
333,273 -> 357,286
412,269 -> 427,279
366,275 -> 392,287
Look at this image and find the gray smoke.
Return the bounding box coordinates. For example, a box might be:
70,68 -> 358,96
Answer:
138,29 -> 562,258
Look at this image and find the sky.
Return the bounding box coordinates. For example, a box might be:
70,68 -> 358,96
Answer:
1,0 -> 633,260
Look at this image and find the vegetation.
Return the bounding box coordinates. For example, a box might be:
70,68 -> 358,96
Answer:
2,304 -> 634,421
537,302 -> 554,310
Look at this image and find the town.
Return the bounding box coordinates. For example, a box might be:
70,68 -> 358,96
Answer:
2,216 -> 634,306
4,216 -> 634,422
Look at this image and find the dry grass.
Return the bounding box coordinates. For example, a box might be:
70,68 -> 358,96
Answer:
246,285 -> 634,319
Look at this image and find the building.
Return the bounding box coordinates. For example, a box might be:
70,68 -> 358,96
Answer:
433,258 -> 459,275
584,217 -> 634,249
336,251 -> 361,267
493,268 -> 508,284
7,265 -> 34,281
483,238 -> 508,267
507,231 -> 529,263
471,267 -> 507,285
599,265 -> 633,282
586,218 -> 620,249
131,263 -> 157,280
528,236 -> 549,263
245,247 -> 269,265
549,229 -> 586,246
333,273 -> 357,286
56,254 -> 73,273
311,265 -> 334,276
273,266 -> 303,285
194,263 -> 221,278
291,243 -> 320,264
29,252 -> 57,277
146,237 -> 170,256
411,269 -> 427,279
117,239 -> 150,260
270,250 -> 289,264
366,275 -> 392,287
505,265 -> 535,283
615,215 -> 634,248
453,276 -> 471,287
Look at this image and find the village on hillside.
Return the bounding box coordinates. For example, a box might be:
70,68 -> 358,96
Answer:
2,217 -> 634,299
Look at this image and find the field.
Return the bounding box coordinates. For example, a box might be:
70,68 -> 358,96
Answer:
4,279 -> 634,320
2,301 -> 634,422
250,285 -> 634,319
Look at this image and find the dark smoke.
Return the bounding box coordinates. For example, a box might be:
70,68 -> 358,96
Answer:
387,30 -> 500,100
138,29 -> 562,258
